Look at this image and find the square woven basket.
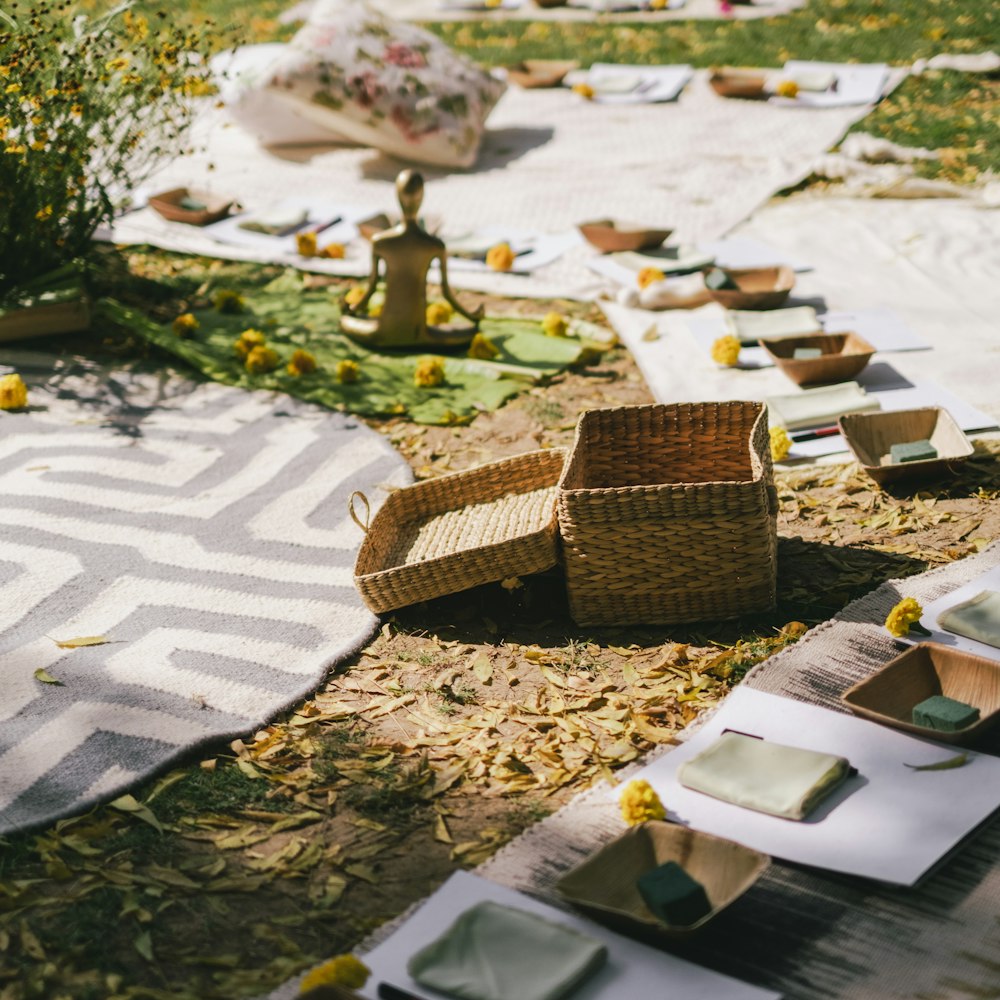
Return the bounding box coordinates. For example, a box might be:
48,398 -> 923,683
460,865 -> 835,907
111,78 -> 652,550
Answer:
557,402 -> 778,626
353,449 -> 564,613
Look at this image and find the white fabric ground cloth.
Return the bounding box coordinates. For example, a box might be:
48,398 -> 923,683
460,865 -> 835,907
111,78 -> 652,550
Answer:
108,68 -> 902,299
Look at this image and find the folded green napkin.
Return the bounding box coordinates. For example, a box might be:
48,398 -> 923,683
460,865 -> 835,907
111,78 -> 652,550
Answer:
766,381 -> 880,431
238,207 -> 308,235
613,247 -> 716,276
678,732 -> 852,821
408,901 -> 607,1000
938,590 -> 1000,649
729,306 -> 821,344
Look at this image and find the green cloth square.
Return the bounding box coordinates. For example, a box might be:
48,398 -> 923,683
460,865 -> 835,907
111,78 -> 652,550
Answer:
938,590 -> 1000,649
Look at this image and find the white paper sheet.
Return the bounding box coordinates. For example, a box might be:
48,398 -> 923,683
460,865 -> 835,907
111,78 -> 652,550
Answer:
565,63 -> 694,104
358,871 -> 781,1000
624,687 -> 1000,885
772,61 -> 890,108
694,236 -> 813,273
437,226 -> 582,275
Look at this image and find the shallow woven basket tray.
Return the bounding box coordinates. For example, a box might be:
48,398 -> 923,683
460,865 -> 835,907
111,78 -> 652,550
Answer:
761,331 -> 875,387
842,643 -> 1000,746
705,265 -> 794,311
556,822 -> 769,940
353,449 -> 564,613
557,402 -> 777,626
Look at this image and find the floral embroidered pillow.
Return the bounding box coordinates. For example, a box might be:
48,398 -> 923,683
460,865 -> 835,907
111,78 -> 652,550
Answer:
232,0 -> 506,168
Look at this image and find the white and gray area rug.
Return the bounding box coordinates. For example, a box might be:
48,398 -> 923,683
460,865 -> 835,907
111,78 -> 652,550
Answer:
0,350 -> 410,836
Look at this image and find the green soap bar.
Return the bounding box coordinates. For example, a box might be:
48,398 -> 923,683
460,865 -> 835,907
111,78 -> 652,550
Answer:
705,267 -> 738,291
890,439 -> 937,464
179,196 -> 208,212
636,861 -> 712,926
793,347 -> 822,360
912,694 -> 980,732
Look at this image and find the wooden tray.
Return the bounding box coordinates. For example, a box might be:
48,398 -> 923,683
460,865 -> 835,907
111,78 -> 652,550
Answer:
148,187 -> 236,226
842,643 -> 1000,745
704,265 -> 794,310
760,332 -> 875,387
839,407 -> 974,487
556,821 -> 769,939
577,219 -> 673,254
709,67 -> 770,100
506,59 -> 578,89
0,298 -> 90,343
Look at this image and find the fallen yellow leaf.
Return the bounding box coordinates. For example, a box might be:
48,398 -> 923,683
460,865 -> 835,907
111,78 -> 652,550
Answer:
34,668 -> 63,685
50,635 -> 111,649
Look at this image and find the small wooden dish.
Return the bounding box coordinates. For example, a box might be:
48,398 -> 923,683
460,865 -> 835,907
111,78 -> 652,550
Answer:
838,407 -> 974,488
506,59 -> 579,89
709,67 -> 770,100
760,332 -> 875,387
534,0 -> 568,7
148,187 -> 236,226
577,219 -> 674,254
842,643 -> 1000,745
704,265 -> 794,310
0,298 -> 91,343
555,821 -> 769,939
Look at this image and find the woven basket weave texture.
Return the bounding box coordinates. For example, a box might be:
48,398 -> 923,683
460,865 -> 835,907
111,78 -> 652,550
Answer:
557,402 -> 777,625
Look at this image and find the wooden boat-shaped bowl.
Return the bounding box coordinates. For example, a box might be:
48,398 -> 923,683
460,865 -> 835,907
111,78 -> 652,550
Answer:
506,59 -> 579,89
709,67 -> 770,100
760,332 -> 875,386
578,218 -> 674,254
704,265 -> 794,310
148,187 -> 236,226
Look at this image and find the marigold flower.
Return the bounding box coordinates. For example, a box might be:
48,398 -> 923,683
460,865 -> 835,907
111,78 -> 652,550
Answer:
637,266 -> 665,290
172,313 -> 199,338
299,953 -> 370,994
214,289 -> 245,314
650,0 -> 668,8
414,356 -> 446,389
775,79 -> 799,99
426,301 -> 454,326
319,242 -> 346,259
620,779 -> 666,826
344,285 -> 367,308
287,349 -> 318,376
5,83 -> 21,94
0,374 -> 29,410
467,333 -> 500,360
485,242 -> 516,272
572,83 -> 595,100
233,328 -> 267,360
245,345 -> 280,375
710,334 -> 741,367
296,232 -> 318,258
35,205 -> 53,221
885,597 -> 925,638
769,425 -> 792,462
336,359 -> 361,383
106,57 -> 130,73
542,311 -> 568,338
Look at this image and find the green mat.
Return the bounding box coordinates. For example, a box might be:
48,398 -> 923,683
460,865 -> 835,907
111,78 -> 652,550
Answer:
103,271 -> 604,425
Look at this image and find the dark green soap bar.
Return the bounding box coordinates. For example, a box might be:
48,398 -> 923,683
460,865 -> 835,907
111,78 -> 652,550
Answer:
704,267 -> 739,291
179,196 -> 208,212
890,439 -> 937,464
912,694 -> 980,732
637,861 -> 712,926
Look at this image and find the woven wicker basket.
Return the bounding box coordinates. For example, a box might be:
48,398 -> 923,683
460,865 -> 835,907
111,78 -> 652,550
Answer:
557,402 -> 777,625
353,449 -> 564,613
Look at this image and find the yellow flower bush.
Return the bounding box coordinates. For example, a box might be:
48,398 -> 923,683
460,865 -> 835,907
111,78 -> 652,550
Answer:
710,334 -> 741,367
233,329 -> 267,360
296,232 -> 318,258
769,425 -> 792,462
172,313 -> 199,338
885,597 -> 926,638
485,242 -> 515,272
637,266 -> 665,290
214,289 -> 245,314
775,79 -> 799,99
336,359 -> 360,384
468,333 -> 500,360
414,356 -> 446,388
320,242 -> 346,259
620,779 -> 666,826
572,83 -> 595,100
542,311 -> 568,338
0,373 -> 29,410
287,349 -> 318,376
426,301 -> 454,326
245,346 -> 281,375
299,954 -> 371,994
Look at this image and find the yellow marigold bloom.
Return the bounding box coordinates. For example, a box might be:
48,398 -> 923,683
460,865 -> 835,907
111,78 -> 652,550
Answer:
45,88 -> 59,98
124,10 -> 149,39
296,232 -> 318,258
649,0 -> 668,7
426,301 -> 454,326
414,356 -> 445,389
572,83 -> 595,100
620,779 -> 666,827
70,103 -> 83,116
710,334 -> 741,367
287,349 -> 318,376
233,328 -> 267,360
885,597 -> 924,638
775,79 -> 799,99
0,373 -> 29,410
319,242 -> 346,259
35,205 -> 53,221
4,143 -> 26,155
344,285 -> 367,308
106,57 -> 130,73
485,242 -> 516,272
637,266 -> 665,290
180,76 -> 215,97
172,313 -> 199,338
484,0 -> 502,7
467,333 -> 500,360
299,954 -> 371,994
245,345 -> 280,375
542,311 -> 568,338
214,289 -> 245,314
336,359 -> 360,384
769,425 -> 792,462
5,83 -> 21,94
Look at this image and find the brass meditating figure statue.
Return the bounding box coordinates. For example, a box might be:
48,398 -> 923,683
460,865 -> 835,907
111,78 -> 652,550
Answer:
340,169 -> 483,348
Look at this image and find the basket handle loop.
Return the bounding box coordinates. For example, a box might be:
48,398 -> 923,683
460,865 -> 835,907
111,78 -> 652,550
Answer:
349,491 -> 371,534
